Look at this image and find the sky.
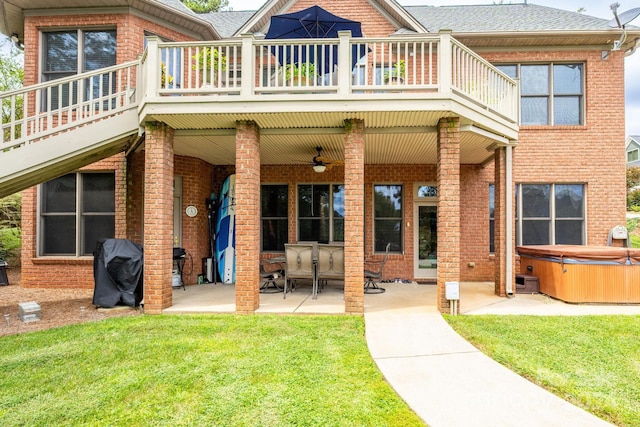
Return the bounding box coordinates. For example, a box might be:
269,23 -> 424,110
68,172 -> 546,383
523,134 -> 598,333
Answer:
227,0 -> 640,136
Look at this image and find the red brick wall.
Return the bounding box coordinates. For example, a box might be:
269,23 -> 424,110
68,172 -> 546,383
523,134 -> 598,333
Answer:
483,49 -> 627,244
19,10 -> 197,289
20,155 -> 126,288
288,0 -> 397,37
174,157 -> 215,285
22,13 -> 195,87
259,160 -> 494,284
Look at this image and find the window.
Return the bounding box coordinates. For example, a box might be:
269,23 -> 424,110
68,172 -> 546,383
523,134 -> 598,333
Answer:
373,185 -> 403,252
261,185 -> 288,251
40,172 -> 115,256
489,184 -> 495,253
628,149 -> 639,163
42,29 -> 117,109
516,184 -> 584,246
297,184 -> 344,243
496,63 -> 583,126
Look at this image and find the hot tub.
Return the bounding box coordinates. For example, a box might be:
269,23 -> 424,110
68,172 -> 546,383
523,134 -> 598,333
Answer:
517,245 -> 640,304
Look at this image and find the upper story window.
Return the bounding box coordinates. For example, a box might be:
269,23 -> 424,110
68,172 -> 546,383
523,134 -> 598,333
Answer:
628,149 -> 639,163
43,30 -> 116,81
42,30 -> 117,110
496,63 -> 584,126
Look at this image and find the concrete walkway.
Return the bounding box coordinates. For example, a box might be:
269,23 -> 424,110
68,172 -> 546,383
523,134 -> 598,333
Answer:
365,304 -> 618,426
365,295 -> 624,427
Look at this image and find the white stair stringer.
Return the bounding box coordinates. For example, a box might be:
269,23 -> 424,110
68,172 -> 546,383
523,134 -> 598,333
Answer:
0,110 -> 139,198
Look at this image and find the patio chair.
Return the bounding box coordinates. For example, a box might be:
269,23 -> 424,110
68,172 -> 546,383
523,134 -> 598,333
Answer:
364,243 -> 390,294
284,243 -> 317,299
316,244 -> 345,293
260,259 -> 284,293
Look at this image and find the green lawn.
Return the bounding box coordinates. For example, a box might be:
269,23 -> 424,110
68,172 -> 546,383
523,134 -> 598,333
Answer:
0,315 -> 425,426
446,315 -> 640,427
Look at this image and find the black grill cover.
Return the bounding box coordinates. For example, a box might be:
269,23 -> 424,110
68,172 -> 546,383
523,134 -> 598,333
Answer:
93,238 -> 144,308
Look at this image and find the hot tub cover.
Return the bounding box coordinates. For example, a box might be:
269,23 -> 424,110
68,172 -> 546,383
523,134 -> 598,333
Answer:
517,245 -> 632,264
93,238 -> 144,308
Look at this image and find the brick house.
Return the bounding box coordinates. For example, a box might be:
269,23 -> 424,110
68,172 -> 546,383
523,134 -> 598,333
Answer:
1,0 -> 637,314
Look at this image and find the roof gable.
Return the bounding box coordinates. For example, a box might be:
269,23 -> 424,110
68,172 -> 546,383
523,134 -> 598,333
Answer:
628,136 -> 640,150
233,0 -> 426,37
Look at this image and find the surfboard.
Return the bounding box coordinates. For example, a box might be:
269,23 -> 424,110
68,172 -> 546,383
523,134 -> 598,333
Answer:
215,174 -> 236,284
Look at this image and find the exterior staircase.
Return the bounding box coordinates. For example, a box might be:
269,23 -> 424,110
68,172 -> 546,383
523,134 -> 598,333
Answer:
0,61 -> 140,198
0,34 -> 520,199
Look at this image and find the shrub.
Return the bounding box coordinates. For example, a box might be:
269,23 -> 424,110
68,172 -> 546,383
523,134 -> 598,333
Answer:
627,189 -> 640,211
0,227 -> 21,264
0,193 -> 21,265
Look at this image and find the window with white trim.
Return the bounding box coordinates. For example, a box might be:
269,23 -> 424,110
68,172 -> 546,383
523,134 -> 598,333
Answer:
516,183 -> 585,246
373,184 -> 403,252
628,149 -> 639,163
39,172 -> 115,256
496,63 -> 584,126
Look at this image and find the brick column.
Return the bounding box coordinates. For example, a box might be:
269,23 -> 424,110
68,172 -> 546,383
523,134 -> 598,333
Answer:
143,122 -> 174,314
344,119 -> 365,314
436,117 -> 460,314
494,147 -> 507,296
235,121 -> 261,313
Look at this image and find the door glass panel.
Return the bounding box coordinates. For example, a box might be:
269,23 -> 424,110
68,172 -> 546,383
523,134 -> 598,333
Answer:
418,206 -> 437,270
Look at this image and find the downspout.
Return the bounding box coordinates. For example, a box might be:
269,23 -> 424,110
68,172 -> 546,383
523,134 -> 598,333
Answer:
506,144 -> 514,295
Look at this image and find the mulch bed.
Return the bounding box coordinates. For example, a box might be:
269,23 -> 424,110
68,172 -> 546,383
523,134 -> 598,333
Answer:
0,268 -> 142,337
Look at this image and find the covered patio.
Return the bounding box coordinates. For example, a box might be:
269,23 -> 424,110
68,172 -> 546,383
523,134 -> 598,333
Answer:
165,281 -> 504,314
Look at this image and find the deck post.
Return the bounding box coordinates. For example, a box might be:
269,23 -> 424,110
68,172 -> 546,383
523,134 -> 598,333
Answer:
437,117 -> 460,314
143,121 -> 175,313
235,120 -> 261,313
344,118 -> 366,314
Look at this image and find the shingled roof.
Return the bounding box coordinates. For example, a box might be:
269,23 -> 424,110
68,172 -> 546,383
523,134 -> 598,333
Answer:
200,11 -> 257,38
194,2 -> 630,38
405,4 -> 615,33
156,0 -> 199,16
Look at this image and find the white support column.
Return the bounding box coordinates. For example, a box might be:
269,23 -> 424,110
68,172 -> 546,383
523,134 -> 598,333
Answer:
144,36 -> 160,99
338,31 -> 352,96
438,30 -> 453,96
240,34 -> 255,97
505,144 -> 514,294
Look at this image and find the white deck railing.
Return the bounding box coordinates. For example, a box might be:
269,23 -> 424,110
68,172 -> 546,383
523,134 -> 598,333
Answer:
1,61 -> 139,151
1,32 -> 518,162
144,31 -> 518,120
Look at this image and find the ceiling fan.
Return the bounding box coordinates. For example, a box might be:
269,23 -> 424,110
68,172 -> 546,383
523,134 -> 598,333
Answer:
312,146 -> 344,172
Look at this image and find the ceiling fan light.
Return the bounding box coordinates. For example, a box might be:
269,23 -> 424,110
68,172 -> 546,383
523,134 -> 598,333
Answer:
313,164 -> 326,173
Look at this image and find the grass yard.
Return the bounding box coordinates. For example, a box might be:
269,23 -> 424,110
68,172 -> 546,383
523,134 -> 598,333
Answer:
0,314 -> 425,427
446,315 -> 640,427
